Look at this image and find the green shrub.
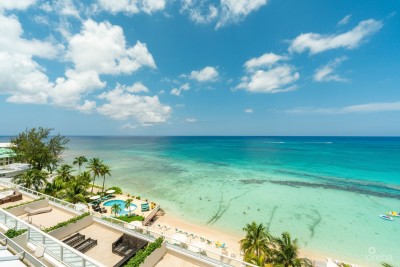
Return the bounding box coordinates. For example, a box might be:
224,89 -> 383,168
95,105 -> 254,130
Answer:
118,214 -> 144,222
5,197 -> 45,210
107,186 -> 122,194
123,238 -> 163,267
5,228 -> 27,238
44,212 -> 90,233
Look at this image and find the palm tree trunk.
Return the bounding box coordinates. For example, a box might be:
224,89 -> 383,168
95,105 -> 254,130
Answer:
102,175 -> 106,193
91,175 -> 96,193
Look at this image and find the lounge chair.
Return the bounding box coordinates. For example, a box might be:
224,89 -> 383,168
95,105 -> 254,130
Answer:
24,206 -> 52,216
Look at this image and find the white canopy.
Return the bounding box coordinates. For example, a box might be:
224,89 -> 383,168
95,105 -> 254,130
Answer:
89,195 -> 100,200
106,189 -> 116,194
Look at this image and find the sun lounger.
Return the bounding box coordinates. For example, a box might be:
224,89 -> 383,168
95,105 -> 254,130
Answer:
24,206 -> 52,216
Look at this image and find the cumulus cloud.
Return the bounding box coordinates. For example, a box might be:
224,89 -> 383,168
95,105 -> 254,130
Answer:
289,19 -> 383,54
238,52 -> 299,93
244,108 -> 253,113
286,101 -> 400,114
0,0 -> 37,10
97,86 -> 172,124
190,66 -> 219,82
337,14 -> 351,26
121,123 -> 137,129
0,13 -> 60,104
244,53 -> 287,71
96,0 -> 166,15
314,57 -> 348,82
67,20 -> 156,75
170,83 -> 190,96
181,0 -> 267,29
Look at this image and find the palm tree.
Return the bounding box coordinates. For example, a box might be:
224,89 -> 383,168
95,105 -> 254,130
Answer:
271,232 -> 313,267
55,164 -> 73,182
381,264 -> 394,267
111,203 -> 121,217
73,156 -> 88,174
59,179 -> 88,204
13,169 -> 47,191
76,171 -> 92,189
240,222 -> 272,260
125,198 -> 133,216
99,163 -> 111,194
87,157 -> 102,193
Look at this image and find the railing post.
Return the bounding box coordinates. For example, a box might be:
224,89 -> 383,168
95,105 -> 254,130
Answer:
60,246 -> 64,262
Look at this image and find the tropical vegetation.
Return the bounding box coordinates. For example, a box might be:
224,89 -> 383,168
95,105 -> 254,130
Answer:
10,127 -> 69,172
44,212 -> 90,233
240,222 -> 313,267
5,228 -> 27,238
111,203 -> 122,217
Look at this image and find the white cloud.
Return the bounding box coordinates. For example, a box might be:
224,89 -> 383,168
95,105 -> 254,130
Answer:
117,82 -> 149,93
217,0 -> 267,28
0,14 -> 61,104
181,0 -> 267,29
190,66 -> 219,82
244,53 -> 287,71
287,101 -> 400,114
0,0 -> 37,10
75,100 -> 97,113
97,0 -> 166,15
186,118 -> 197,123
67,20 -> 156,75
238,66 -> 299,93
97,86 -> 172,124
289,19 -> 383,54
337,14 -> 351,26
244,108 -> 253,113
170,83 -> 190,96
314,57 -> 348,82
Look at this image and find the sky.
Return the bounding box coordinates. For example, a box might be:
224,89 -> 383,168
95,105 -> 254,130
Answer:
0,0 -> 399,136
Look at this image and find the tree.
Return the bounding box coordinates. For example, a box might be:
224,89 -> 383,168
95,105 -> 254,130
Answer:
12,169 -> 47,191
58,178 -> 88,204
99,163 -> 111,194
381,263 -> 394,267
10,127 -> 69,171
111,203 -> 122,217
125,198 -> 133,216
76,171 -> 92,188
271,232 -> 313,267
55,164 -> 73,183
240,222 -> 272,260
73,156 -> 88,174
87,157 -> 102,193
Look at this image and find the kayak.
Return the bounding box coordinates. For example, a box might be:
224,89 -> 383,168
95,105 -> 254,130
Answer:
380,215 -> 393,221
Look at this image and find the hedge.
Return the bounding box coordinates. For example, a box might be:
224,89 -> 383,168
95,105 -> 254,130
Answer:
5,228 -> 27,238
5,197 -> 45,210
123,237 -> 163,267
44,212 -> 90,233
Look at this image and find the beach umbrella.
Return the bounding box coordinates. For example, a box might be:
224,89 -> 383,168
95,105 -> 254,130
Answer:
172,233 -> 187,244
188,241 -> 205,253
89,195 -> 100,200
106,189 -> 115,194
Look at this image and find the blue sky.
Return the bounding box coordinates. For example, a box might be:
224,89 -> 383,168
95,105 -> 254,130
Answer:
0,0 -> 399,136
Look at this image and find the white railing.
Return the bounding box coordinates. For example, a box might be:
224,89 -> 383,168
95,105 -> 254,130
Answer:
93,212 -> 258,267
0,209 -> 104,267
0,179 -> 88,213
0,232 -> 46,267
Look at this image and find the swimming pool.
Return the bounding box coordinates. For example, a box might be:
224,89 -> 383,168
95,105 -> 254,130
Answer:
103,200 -> 137,215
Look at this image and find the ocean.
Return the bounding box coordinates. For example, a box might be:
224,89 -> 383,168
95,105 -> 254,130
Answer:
3,136 -> 400,265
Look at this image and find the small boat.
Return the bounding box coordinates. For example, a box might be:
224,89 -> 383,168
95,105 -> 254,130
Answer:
379,215 -> 393,221
386,211 -> 400,217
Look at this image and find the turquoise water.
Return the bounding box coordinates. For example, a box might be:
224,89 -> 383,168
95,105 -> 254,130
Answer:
103,199 -> 137,215
2,136 -> 399,265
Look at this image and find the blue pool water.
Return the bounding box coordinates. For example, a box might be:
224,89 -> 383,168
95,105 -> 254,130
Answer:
103,200 -> 137,215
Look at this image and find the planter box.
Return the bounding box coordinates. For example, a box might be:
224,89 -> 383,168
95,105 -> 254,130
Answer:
140,242 -> 167,267
48,215 -> 93,240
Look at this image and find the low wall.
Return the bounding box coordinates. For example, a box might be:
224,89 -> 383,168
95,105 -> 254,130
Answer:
140,241 -> 167,267
48,215 -> 94,240
168,249 -> 214,267
7,199 -> 49,216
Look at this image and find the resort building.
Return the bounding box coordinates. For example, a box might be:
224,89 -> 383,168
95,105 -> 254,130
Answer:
0,143 -> 30,178
0,143 -> 14,167
0,180 -> 257,267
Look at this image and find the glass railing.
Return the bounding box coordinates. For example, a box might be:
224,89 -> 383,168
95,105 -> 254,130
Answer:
0,209 -> 103,267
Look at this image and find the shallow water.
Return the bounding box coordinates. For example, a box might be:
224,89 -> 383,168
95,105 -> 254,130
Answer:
3,136 -> 399,265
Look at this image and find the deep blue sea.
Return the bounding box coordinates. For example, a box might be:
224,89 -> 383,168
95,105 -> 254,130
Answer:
2,136 -> 400,265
